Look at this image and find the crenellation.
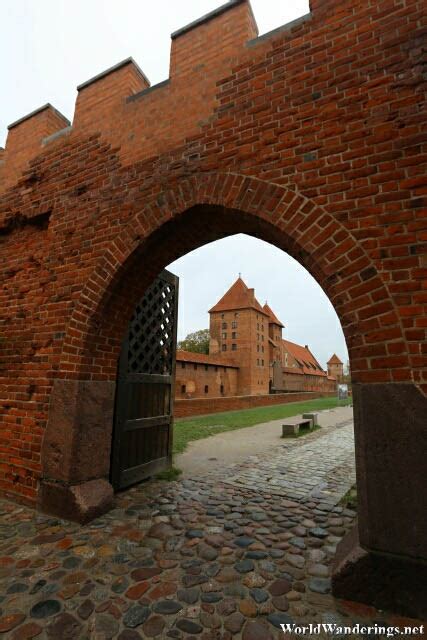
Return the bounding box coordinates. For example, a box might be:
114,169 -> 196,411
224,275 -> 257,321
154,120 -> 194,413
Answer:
169,0 -> 258,78
73,57 -> 150,132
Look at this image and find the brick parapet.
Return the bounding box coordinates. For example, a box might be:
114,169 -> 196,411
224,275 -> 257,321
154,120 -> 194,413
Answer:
174,391 -> 335,418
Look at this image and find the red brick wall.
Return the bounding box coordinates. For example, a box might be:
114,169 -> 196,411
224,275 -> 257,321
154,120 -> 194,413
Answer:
175,361 -> 238,399
0,0 -> 425,505
174,391 -> 336,418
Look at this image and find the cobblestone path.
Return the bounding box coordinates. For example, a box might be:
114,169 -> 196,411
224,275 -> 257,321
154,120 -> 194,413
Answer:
0,416 -> 422,639
225,420 -> 355,506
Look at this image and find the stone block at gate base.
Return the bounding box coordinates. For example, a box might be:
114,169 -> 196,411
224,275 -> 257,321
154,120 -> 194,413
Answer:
38,479 -> 114,524
332,525 -> 427,620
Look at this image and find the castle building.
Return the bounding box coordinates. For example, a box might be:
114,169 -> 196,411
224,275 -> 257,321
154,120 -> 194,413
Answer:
327,353 -> 344,382
175,277 -> 338,399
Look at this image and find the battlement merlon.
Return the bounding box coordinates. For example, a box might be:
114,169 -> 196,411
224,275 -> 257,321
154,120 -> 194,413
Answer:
169,0 -> 258,77
5,104 -> 70,154
73,57 -> 150,129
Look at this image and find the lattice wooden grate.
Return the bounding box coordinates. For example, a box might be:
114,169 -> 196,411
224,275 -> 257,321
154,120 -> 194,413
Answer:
127,275 -> 177,375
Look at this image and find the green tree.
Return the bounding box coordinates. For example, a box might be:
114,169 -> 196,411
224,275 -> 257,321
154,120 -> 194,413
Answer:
178,329 -> 210,354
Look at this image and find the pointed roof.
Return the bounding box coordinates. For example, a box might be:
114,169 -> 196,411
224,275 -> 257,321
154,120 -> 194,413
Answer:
282,339 -> 326,377
209,277 -> 268,315
263,303 -> 284,328
327,353 -> 343,365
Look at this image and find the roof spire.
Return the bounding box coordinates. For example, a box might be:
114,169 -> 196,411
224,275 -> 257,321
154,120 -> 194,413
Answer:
238,272 -> 241,279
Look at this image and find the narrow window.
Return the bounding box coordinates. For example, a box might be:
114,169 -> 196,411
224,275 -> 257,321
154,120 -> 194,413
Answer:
181,384 -> 186,393
194,363 -> 197,370
232,344 -> 237,351
232,332 -> 236,339
262,359 -> 264,366
222,344 -> 227,351
220,384 -> 224,394
222,322 -> 227,329
204,385 -> 209,393
205,364 -> 208,371
222,332 -> 227,339
181,362 -> 186,369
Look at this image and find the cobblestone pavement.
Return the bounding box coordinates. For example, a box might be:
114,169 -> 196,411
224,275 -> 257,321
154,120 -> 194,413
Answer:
225,420 -> 356,506
0,415 -> 423,639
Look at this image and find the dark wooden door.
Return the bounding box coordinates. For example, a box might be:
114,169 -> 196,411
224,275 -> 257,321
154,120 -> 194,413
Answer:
111,269 -> 179,490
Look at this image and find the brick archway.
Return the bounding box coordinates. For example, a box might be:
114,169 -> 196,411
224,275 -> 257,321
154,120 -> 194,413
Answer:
1,0 -> 426,617
37,172 -> 427,617
58,173 -> 410,384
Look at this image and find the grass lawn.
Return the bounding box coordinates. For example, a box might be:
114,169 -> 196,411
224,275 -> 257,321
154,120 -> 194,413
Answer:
340,484 -> 357,510
173,396 -> 351,454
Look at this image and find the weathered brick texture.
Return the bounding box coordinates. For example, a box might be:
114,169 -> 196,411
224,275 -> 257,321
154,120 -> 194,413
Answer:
0,0 -> 425,513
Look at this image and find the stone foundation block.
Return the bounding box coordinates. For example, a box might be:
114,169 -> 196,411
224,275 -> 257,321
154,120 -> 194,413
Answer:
332,526 -> 427,620
38,479 -> 114,524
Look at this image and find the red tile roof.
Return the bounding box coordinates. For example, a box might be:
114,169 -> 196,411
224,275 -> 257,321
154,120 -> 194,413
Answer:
282,339 -> 327,377
176,349 -> 239,369
263,303 -> 284,328
327,353 -> 343,365
209,277 -> 269,316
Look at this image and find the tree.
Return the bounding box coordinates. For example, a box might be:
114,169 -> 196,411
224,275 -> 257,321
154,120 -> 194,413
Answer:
178,329 -> 210,354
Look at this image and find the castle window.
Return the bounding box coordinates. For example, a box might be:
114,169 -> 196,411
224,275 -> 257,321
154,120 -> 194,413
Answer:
262,346 -> 264,353
221,313 -> 225,319
215,366 -> 218,371
262,359 -> 264,366
257,345 -> 259,352
222,344 -> 227,351
222,322 -> 227,329
232,321 -> 237,329
232,344 -> 237,351
262,335 -> 264,341
257,323 -> 259,330
205,364 -> 209,371
222,332 -> 227,339
257,358 -> 260,366
181,362 -> 186,369
220,384 -> 224,394
181,384 -> 186,394
194,364 -> 197,370
232,332 -> 236,339
204,385 -> 209,393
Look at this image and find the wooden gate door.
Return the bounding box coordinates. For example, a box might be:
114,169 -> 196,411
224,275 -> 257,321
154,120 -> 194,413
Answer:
111,270 -> 179,490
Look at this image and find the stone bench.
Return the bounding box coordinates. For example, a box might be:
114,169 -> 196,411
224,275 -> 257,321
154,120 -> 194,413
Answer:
281,417 -> 313,436
302,412 -> 318,426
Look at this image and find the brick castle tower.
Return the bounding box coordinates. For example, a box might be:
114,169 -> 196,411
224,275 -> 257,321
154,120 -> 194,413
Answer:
209,277 -> 272,395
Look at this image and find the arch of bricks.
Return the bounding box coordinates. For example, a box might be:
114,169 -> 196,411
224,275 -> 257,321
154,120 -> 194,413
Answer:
0,0 -> 426,617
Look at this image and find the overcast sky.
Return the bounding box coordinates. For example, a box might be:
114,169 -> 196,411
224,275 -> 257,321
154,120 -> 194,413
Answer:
169,235 -> 348,370
1,0 -> 348,368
